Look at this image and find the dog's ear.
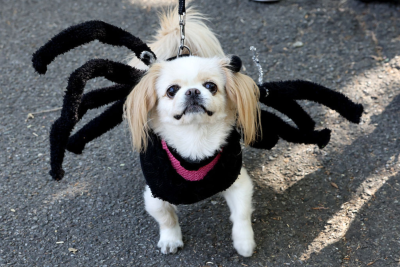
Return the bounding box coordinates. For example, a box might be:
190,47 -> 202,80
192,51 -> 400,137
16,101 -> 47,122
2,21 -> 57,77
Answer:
220,57 -> 261,145
124,63 -> 160,152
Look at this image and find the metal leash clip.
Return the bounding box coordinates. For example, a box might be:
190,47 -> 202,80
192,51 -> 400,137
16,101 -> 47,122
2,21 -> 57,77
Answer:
177,12 -> 191,57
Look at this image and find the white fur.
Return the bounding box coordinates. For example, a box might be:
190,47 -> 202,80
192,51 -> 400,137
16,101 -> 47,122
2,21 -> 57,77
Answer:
149,57 -> 236,160
130,7 -> 256,257
222,168 -> 256,257
144,186 -> 183,254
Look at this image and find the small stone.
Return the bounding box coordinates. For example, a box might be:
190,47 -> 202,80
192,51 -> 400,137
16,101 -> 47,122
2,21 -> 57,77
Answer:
331,182 -> 339,189
293,41 -> 304,48
68,248 -> 78,254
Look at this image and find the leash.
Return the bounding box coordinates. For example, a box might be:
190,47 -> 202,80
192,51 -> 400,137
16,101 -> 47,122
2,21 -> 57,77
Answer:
250,46 -> 269,97
250,46 -> 263,85
177,0 -> 191,57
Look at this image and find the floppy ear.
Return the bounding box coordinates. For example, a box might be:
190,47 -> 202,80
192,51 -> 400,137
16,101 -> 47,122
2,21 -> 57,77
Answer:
124,63 -> 161,152
220,57 -> 261,145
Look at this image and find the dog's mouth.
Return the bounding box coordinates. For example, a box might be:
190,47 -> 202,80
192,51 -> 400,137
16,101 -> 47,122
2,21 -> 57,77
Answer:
174,104 -> 214,120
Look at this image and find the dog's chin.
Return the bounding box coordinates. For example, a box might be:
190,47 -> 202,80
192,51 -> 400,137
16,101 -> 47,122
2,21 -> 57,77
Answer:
185,104 -> 206,114
173,104 -> 213,120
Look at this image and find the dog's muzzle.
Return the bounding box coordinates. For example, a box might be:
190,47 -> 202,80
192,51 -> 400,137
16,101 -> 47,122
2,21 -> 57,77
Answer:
173,89 -> 214,120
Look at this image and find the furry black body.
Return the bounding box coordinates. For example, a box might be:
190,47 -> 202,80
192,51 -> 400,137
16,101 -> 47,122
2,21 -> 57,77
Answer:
141,129 -> 242,205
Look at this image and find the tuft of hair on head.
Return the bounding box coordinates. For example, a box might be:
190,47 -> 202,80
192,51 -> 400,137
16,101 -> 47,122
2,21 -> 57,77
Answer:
127,5 -> 225,68
124,64 -> 161,152
220,58 -> 261,145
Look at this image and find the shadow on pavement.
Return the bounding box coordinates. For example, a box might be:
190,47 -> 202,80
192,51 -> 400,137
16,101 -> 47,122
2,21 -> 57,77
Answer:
249,93 -> 399,266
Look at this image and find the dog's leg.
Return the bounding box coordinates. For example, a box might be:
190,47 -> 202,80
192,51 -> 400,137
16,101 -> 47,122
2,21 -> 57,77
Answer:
222,168 -> 256,257
143,186 -> 183,254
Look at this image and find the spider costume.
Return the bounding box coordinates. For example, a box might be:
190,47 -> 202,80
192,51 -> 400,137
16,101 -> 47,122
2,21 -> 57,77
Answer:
32,17 -> 363,205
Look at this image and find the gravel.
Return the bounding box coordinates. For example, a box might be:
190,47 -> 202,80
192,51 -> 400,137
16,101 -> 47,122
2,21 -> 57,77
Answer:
1,0 -> 399,266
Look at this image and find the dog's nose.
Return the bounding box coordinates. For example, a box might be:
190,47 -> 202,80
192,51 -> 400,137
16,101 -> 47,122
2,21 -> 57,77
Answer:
185,88 -> 201,96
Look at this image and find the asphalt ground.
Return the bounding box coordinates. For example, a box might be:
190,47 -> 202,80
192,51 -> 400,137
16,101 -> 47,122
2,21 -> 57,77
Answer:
0,0 -> 399,266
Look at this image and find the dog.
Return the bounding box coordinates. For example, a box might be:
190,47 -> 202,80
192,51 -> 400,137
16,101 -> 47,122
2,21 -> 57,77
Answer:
125,7 -> 260,257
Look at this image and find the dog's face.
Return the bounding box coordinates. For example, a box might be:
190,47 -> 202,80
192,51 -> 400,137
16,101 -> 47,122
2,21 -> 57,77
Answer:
125,56 -> 260,153
155,57 -> 230,125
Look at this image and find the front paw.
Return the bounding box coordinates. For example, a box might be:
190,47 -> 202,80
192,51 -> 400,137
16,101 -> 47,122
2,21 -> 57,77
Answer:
232,223 -> 255,257
158,226 -> 183,254
234,238 -> 256,257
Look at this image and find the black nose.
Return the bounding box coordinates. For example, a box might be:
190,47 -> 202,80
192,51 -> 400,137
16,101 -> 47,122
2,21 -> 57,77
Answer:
185,89 -> 201,96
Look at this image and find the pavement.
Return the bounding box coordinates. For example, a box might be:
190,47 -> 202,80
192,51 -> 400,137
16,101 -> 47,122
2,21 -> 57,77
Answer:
1,0 -> 399,266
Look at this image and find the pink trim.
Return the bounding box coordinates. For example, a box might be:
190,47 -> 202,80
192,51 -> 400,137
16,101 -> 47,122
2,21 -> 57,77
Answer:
161,140 -> 221,181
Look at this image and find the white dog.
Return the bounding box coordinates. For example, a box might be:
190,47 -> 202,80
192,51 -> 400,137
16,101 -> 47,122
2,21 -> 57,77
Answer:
125,7 -> 260,257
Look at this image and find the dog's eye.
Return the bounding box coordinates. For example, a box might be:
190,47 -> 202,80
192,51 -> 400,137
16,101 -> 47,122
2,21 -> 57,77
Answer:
166,85 -> 180,99
203,82 -> 217,95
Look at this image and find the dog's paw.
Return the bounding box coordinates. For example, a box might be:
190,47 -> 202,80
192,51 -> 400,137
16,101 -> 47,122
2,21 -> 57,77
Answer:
232,222 -> 255,257
234,239 -> 256,257
158,226 -> 183,254
158,239 -> 184,254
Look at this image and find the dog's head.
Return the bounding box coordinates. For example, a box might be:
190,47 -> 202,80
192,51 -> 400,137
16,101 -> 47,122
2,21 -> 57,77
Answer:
124,56 -> 260,152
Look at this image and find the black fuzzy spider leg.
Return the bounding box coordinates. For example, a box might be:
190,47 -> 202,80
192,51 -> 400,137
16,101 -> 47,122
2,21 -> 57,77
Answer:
263,97 -> 316,131
32,20 -> 156,75
66,82 -> 140,154
77,83 -> 138,120
259,80 -> 364,124
251,110 -> 331,150
67,98 -> 126,155
49,59 -> 141,181
67,73 -> 144,154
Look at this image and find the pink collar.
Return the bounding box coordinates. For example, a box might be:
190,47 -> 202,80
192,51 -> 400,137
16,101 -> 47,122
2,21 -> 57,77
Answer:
161,140 -> 222,181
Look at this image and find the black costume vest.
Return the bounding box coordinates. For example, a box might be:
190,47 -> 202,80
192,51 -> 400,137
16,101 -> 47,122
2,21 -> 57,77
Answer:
140,128 -> 243,205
